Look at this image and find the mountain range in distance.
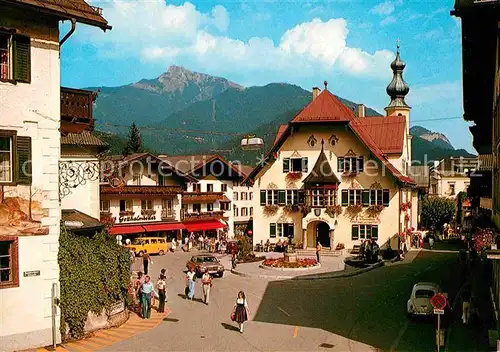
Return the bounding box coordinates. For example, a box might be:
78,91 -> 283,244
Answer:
90,65 -> 475,164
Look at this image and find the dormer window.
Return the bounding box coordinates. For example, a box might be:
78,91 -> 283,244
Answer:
283,157 -> 308,173
337,156 -> 364,173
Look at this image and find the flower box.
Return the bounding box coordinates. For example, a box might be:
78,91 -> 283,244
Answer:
262,258 -> 318,268
141,209 -> 156,216
283,204 -> 300,213
263,205 -> 279,216
345,203 -> 363,217
366,204 -> 384,218
325,205 -> 342,218
400,201 -> 412,212
285,172 -> 302,182
119,210 -> 134,216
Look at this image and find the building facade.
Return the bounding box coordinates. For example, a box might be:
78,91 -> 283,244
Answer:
429,157 -> 477,199
247,47 -> 418,250
0,1 -> 110,350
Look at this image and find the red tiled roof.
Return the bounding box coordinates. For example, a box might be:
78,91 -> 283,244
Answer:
274,124 -> 288,146
357,116 -> 406,154
291,90 -> 355,123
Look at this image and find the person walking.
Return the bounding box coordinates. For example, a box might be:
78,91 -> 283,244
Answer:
185,266 -> 196,300
201,272 -> 212,305
462,287 -> 471,323
157,274 -> 167,313
232,291 -> 249,333
129,249 -> 135,273
142,250 -> 153,275
316,242 -> 322,263
134,271 -> 144,313
140,276 -> 157,319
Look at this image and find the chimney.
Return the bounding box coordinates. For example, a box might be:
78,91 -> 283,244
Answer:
358,104 -> 365,118
312,87 -> 321,101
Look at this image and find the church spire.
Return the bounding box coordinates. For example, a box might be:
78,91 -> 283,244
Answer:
385,40 -> 410,113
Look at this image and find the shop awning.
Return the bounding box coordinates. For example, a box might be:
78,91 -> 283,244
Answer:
143,223 -> 185,232
184,220 -> 226,232
109,225 -> 145,235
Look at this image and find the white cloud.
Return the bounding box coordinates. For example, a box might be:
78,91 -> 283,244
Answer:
80,2 -> 395,80
370,1 -> 395,16
380,16 -> 397,26
410,81 -> 462,106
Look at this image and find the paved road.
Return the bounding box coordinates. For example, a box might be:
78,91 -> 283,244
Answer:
102,250 -> 462,352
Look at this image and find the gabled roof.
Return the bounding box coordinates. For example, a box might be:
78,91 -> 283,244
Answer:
61,209 -> 103,232
303,146 -> 340,184
247,89 -> 415,186
357,116 -> 406,154
3,0 -> 111,30
61,130 -> 107,148
159,154 -> 247,179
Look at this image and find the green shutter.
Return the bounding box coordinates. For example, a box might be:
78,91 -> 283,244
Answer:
270,223 -> 276,238
298,190 -> 305,205
13,35 -> 31,83
341,190 -> 348,206
362,190 -> 370,206
357,157 -> 364,172
351,225 -> 359,240
337,157 -> 344,172
301,158 -> 308,172
383,189 -> 390,207
371,225 -> 378,239
16,136 -> 31,185
260,190 -> 266,205
283,158 -> 290,173
288,223 -> 294,238
278,190 -> 286,205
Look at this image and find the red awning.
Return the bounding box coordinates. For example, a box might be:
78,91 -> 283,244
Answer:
184,220 -> 226,232
109,225 -> 145,235
143,223 -> 185,232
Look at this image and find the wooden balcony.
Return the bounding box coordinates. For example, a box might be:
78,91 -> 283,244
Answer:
181,210 -> 225,221
60,87 -> 98,134
100,185 -> 182,198
182,192 -> 225,204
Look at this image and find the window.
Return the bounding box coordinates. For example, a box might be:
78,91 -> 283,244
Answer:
206,184 -> 214,192
351,225 -> 378,240
337,156 -> 364,173
307,187 -> 337,207
141,200 -> 153,210
234,206 -> 239,217
283,157 -> 308,173
193,183 -> 201,192
241,208 -> 248,216
250,207 -> 253,216
449,183 -> 456,195
119,200 -> 133,212
269,223 -> 294,239
249,192 -> 253,201
0,136 -> 12,183
132,173 -> 141,186
0,238 -> 19,288
207,203 -> 214,211
100,200 -> 110,212
262,189 -> 305,205
221,184 -> 228,192
193,204 -> 201,213
150,239 -> 157,244
0,131 -> 31,185
0,33 -> 30,83
241,192 -> 248,200
342,189 -> 389,207
162,199 -> 173,217
221,202 -> 230,211
234,192 -> 239,201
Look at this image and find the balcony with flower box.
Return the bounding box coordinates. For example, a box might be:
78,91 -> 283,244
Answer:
100,185 -> 182,198
161,209 -> 176,221
141,209 -> 156,216
182,192 -> 225,204
181,210 -> 225,221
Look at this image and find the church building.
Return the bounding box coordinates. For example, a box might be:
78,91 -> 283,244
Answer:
247,45 -> 418,251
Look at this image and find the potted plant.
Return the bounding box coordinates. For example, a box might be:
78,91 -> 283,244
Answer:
263,204 -> 279,216
119,210 -> 134,216
325,205 -> 342,218
366,204 -> 384,218
284,245 -> 297,263
284,204 -> 300,213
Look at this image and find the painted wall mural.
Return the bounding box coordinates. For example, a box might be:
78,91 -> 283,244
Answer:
0,185 -> 49,236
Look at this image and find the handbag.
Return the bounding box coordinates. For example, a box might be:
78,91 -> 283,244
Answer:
231,312 -> 236,321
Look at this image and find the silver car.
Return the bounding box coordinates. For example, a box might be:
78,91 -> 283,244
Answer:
407,282 -> 441,317
186,255 -> 225,278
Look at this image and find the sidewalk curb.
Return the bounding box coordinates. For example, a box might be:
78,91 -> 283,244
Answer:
231,261 -> 384,280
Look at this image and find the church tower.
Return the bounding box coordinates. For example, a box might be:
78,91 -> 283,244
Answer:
385,41 -> 411,118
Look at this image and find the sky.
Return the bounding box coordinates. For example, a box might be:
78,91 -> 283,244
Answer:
60,0 -> 473,152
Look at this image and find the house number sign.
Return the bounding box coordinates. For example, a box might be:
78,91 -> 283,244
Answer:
23,270 -> 41,277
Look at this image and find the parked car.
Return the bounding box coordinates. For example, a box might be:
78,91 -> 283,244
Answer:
125,237 -> 168,256
407,282 -> 441,317
186,255 -> 225,277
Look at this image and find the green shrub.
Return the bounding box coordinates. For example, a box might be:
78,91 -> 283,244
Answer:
58,227 -> 131,340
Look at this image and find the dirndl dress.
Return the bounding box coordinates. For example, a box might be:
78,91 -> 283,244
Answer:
234,300 -> 248,323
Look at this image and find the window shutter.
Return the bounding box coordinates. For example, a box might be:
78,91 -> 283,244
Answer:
358,157 -> 364,172
371,226 -> 379,239
362,190 -> 370,206
298,190 -> 305,204
351,225 -> 359,240
283,158 -> 290,173
260,190 -> 266,205
383,189 -> 390,207
337,158 -> 344,172
278,190 -> 286,205
288,224 -> 294,238
341,190 -> 348,206
270,223 -> 276,238
13,35 -> 31,83
16,136 -> 31,185
301,158 -> 308,172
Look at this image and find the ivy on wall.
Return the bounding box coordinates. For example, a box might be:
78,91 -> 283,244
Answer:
58,227 -> 131,340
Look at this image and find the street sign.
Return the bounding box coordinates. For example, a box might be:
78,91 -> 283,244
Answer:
434,308 -> 444,315
430,293 -> 447,310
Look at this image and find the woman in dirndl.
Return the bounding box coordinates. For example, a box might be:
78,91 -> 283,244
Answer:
232,291 -> 249,333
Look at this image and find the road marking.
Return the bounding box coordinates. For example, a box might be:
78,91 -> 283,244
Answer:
277,306 -> 291,317
390,320 -> 408,352
293,326 -> 299,338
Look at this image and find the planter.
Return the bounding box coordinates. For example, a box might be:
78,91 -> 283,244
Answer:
284,252 -> 297,263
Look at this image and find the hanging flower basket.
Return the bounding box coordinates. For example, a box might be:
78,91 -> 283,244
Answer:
400,201 -> 412,212
366,204 -> 384,218
404,213 -> 410,222
345,203 -> 363,217
263,205 -> 279,217
283,204 -> 300,213
300,204 -> 311,217
325,205 -> 342,218
286,172 -> 302,182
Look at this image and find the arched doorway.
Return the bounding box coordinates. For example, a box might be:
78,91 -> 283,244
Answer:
316,222 -> 330,248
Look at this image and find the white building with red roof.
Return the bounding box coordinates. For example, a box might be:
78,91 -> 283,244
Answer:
246,45 -> 418,252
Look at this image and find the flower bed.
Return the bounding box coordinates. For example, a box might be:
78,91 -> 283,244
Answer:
261,258 -> 319,268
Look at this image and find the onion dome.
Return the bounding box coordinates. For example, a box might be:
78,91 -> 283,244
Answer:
386,41 -> 410,109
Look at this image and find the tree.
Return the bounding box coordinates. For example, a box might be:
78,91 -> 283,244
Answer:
421,197 -> 456,231
122,122 -> 143,156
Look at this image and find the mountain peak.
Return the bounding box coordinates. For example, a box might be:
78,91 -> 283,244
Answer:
410,125 -> 454,150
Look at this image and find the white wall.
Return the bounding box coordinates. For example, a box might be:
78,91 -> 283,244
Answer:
0,15 -> 62,351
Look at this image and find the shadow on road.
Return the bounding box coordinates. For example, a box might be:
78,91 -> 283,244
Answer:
221,322 -> 240,332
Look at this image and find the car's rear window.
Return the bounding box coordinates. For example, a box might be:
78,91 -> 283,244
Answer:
203,257 -> 216,262
415,289 -> 435,298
